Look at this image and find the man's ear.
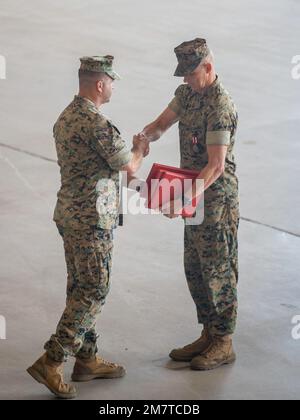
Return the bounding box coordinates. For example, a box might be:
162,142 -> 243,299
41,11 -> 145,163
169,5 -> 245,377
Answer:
205,62 -> 212,74
96,79 -> 103,93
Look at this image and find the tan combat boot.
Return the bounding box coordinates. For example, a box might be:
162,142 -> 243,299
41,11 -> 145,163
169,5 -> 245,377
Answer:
27,353 -> 77,399
71,355 -> 126,381
169,328 -> 212,362
190,335 -> 236,370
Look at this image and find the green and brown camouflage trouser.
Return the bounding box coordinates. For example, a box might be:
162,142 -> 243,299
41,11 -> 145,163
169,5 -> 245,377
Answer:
184,205 -> 239,337
44,225 -> 113,362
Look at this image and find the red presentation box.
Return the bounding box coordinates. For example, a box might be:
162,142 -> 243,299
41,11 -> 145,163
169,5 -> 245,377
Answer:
141,163 -> 201,217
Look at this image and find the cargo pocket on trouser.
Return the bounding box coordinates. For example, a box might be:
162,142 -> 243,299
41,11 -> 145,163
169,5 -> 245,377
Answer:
75,229 -> 114,360
74,229 -> 113,328
49,228 -> 114,358
184,226 -> 212,325
212,216 -> 239,335
92,228 -> 114,307
195,218 -> 238,335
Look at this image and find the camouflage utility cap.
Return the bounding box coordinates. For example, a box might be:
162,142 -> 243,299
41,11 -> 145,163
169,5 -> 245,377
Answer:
79,55 -> 121,80
174,38 -> 209,77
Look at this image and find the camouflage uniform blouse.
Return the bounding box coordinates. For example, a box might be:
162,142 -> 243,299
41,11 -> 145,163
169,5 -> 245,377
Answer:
168,76 -> 239,221
53,95 -> 131,231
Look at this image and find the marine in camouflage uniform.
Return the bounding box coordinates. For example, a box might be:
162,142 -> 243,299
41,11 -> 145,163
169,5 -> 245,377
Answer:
44,58 -> 131,363
168,75 -> 239,338
141,38 -> 239,370
27,56 -> 147,398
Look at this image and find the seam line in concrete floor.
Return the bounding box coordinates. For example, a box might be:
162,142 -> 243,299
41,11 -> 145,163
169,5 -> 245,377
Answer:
1,141 -> 299,239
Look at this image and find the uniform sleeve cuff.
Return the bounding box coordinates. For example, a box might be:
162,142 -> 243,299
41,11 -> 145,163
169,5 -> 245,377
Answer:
206,131 -> 230,146
107,149 -> 132,171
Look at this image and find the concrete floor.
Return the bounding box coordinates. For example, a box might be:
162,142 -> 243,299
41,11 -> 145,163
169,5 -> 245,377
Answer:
0,0 -> 300,400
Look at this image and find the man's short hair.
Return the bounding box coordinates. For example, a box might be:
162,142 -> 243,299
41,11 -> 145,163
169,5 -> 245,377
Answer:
78,69 -> 108,83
